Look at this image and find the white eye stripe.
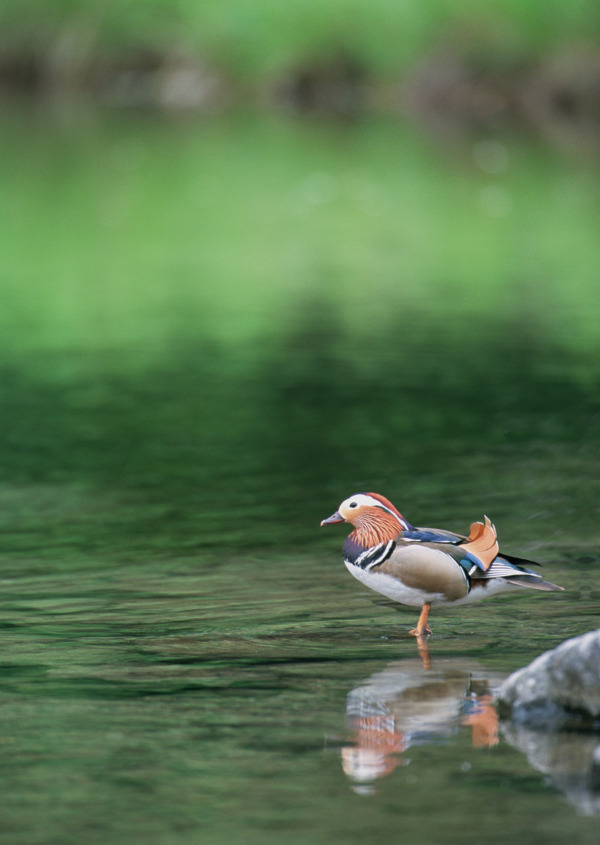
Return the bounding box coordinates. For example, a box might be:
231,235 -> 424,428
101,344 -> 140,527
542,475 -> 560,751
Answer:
340,493 -> 382,510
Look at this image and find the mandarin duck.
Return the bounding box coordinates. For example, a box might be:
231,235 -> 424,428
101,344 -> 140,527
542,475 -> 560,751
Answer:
321,492 -> 564,636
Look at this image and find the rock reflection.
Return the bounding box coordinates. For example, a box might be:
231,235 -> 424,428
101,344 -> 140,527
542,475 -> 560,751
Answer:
501,722 -> 600,817
341,656 -> 504,788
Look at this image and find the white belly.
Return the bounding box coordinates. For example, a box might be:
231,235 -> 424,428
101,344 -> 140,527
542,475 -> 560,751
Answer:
344,560 -> 445,606
344,560 -> 514,607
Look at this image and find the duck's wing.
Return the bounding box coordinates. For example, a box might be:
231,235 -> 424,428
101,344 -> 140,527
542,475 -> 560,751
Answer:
405,517 -> 498,573
404,527 -> 466,543
400,518 -> 562,590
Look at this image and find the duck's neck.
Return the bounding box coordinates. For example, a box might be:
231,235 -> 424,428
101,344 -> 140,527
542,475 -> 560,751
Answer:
350,511 -> 403,549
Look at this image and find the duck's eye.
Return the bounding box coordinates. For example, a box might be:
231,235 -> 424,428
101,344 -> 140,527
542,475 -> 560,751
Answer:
349,502 -> 358,508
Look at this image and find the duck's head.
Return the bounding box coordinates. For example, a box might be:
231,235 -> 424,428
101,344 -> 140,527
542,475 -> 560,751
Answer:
321,492 -> 411,537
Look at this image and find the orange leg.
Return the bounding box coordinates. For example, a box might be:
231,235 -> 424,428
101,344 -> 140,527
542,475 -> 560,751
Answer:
409,602 -> 432,637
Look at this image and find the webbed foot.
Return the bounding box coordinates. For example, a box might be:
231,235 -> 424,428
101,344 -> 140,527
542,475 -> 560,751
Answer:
409,624 -> 432,637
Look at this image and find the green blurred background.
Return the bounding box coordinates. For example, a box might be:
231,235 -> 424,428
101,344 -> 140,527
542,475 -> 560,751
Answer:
0,3 -> 599,844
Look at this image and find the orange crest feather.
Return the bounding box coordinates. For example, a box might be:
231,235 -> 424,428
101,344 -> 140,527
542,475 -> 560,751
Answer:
464,516 -> 498,571
365,492 -> 406,523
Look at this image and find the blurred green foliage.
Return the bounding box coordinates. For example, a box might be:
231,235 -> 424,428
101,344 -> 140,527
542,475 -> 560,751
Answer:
1,0 -> 599,79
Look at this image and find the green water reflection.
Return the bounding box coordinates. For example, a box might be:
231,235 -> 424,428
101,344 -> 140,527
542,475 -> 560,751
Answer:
0,108 -> 599,843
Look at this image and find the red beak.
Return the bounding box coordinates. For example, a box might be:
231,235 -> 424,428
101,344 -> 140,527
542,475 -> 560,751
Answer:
320,510 -> 345,526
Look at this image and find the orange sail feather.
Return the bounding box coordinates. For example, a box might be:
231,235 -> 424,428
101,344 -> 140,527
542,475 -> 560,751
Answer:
462,516 -> 498,571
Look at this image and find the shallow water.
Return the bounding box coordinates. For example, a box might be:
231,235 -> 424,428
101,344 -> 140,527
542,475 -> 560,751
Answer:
1,557 -> 598,844
0,106 -> 599,843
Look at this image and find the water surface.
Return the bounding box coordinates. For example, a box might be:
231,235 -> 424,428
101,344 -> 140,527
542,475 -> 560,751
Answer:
0,107 -> 599,844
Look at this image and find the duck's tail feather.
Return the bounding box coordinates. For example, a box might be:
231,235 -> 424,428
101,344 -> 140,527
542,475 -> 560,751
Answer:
505,575 -> 564,591
500,551 -> 542,567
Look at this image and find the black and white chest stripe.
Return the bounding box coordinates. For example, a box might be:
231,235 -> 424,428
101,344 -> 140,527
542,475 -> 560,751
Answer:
345,540 -> 396,571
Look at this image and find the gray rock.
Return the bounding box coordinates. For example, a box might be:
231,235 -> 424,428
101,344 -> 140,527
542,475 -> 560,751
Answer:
497,629 -> 600,728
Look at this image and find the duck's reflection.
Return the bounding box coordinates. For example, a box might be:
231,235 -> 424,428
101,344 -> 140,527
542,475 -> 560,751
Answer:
341,655 -> 504,785
339,646 -> 600,816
